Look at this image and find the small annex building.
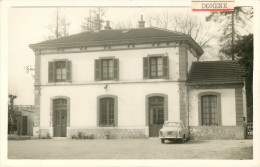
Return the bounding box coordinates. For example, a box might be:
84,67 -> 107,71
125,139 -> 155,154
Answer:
29,17 -> 246,140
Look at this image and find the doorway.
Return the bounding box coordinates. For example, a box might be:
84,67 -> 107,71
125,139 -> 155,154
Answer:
149,96 -> 164,137
53,99 -> 67,137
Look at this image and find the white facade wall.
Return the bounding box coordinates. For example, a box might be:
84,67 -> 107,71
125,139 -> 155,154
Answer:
188,89 -> 236,126
41,47 -> 179,84
39,46 -> 183,130
40,82 -> 180,128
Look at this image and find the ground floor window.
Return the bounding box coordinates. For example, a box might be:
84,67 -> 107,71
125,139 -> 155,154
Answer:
98,95 -> 118,127
100,98 -> 114,126
201,95 -> 218,126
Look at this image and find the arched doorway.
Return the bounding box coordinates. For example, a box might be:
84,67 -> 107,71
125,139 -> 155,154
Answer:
148,96 -> 165,137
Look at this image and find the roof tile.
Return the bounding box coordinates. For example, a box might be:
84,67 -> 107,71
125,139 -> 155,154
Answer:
187,61 -> 245,85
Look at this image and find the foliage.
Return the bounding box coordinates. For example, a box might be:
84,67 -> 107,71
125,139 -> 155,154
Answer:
206,7 -> 253,60
233,34 -> 253,122
71,132 -> 94,139
40,132 -> 52,139
8,95 -> 17,134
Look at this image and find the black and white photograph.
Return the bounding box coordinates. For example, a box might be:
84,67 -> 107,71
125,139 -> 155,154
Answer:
0,0 -> 259,166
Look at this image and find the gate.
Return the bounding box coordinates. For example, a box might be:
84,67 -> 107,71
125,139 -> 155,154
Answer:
246,122 -> 253,139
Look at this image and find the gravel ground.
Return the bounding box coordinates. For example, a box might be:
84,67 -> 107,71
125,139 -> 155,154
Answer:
8,138 -> 253,159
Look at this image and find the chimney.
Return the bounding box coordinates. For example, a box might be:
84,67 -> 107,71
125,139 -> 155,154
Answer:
138,15 -> 145,28
104,21 -> 111,30
94,14 -> 101,30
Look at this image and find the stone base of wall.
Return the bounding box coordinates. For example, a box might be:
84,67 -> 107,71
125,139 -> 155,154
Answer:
36,127 -> 149,139
190,126 -> 245,140
33,127 -> 40,137
39,129 -> 51,138
67,127 -> 149,139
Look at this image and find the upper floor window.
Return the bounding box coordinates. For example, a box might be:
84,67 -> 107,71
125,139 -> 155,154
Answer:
101,59 -> 114,80
143,55 -> 169,79
95,58 -> 119,81
48,60 -> 71,83
150,57 -> 163,78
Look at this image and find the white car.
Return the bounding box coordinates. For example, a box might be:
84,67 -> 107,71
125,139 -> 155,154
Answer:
159,121 -> 190,143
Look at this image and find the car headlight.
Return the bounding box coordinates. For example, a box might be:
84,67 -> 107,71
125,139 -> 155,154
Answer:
159,131 -> 163,136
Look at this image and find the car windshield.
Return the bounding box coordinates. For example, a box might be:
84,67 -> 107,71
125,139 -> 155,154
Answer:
164,122 -> 182,127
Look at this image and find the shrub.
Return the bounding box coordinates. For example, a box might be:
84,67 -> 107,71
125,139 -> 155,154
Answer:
77,131 -> 84,139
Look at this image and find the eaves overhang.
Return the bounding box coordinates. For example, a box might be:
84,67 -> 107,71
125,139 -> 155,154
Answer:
29,35 -> 204,56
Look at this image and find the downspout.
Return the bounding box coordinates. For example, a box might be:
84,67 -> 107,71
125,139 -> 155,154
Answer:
187,85 -> 190,128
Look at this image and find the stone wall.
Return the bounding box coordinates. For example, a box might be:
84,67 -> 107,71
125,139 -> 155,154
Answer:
189,126 -> 245,140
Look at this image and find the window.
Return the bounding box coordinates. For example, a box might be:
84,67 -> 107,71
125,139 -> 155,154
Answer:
143,55 -> 168,79
201,95 -> 218,126
48,60 -> 71,83
95,58 -> 119,81
150,96 -> 164,125
99,97 -> 116,126
55,61 -> 67,82
150,57 -> 163,78
101,59 -> 114,80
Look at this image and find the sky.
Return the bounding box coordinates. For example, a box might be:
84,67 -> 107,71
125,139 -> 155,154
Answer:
7,7 -> 251,105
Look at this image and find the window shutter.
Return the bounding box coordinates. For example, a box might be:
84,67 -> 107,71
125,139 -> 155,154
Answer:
143,57 -> 149,79
66,60 -> 71,82
113,59 -> 119,80
48,61 -> 54,83
95,59 -> 101,81
163,56 -> 169,79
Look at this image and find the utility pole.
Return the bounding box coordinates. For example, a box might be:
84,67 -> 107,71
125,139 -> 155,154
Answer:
56,8 -> 59,38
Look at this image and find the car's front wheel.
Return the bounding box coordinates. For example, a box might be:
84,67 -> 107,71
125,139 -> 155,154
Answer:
161,139 -> 165,144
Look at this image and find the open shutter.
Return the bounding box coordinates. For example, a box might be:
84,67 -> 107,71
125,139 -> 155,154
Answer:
48,61 -> 54,83
66,60 -> 71,82
163,56 -> 169,79
95,59 -> 101,81
143,57 -> 149,79
113,59 -> 119,80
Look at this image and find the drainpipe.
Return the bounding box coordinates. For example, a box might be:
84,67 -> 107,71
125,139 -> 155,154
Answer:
187,86 -> 190,128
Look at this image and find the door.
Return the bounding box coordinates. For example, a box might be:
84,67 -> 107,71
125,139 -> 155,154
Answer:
149,97 -> 164,137
53,99 -> 67,137
22,116 -> 28,135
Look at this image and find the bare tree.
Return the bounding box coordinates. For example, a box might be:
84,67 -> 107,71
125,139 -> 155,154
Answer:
113,16 -> 136,29
47,8 -> 71,40
146,12 -> 214,51
81,7 -> 107,31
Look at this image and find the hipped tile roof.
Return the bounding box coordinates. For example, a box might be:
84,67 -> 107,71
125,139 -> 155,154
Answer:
187,61 -> 245,85
29,27 -> 203,55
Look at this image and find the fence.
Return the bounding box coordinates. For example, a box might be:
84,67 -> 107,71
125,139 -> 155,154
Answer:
246,122 -> 253,138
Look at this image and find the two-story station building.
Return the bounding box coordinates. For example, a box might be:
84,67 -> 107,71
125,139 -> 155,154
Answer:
29,17 -> 247,140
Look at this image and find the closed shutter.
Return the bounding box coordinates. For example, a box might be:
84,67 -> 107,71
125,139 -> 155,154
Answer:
143,57 -> 149,79
163,56 -> 169,79
113,59 -> 119,80
95,59 -> 101,81
66,61 -> 71,82
48,61 -> 54,83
